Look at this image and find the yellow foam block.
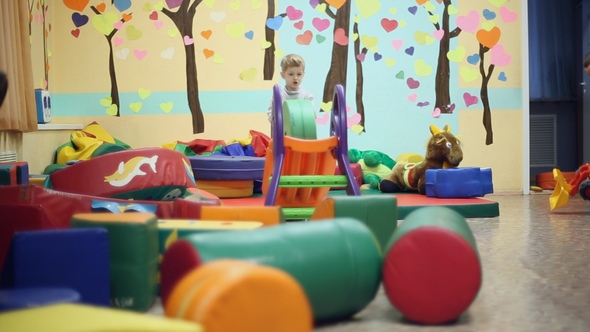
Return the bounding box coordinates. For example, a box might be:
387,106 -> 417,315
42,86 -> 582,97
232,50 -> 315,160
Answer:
196,180 -> 253,198
0,303 -> 202,332
166,260 -> 312,332
200,205 -> 285,226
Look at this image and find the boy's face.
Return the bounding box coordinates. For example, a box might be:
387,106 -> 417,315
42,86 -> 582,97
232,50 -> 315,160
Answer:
280,66 -> 305,91
585,65 -> 590,77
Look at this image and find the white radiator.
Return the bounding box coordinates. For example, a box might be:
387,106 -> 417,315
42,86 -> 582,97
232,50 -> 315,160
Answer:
0,151 -> 17,162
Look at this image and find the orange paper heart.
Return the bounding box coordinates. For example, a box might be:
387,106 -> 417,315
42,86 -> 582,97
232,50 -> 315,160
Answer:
326,0 -> 345,9
476,26 -> 501,48
123,13 -> 133,22
64,0 -> 89,12
416,0 -> 428,5
203,49 -> 215,59
201,30 -> 212,40
96,3 -> 106,12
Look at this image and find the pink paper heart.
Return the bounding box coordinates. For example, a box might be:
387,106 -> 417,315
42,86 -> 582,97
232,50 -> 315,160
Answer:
431,107 -> 441,118
113,21 -> 123,30
406,78 -> 420,89
356,53 -> 366,62
153,21 -> 163,30
334,28 -> 348,46
499,6 -> 518,23
407,93 -> 418,102
312,18 -> 330,32
294,21 -> 304,30
114,37 -> 123,46
347,113 -> 361,127
433,29 -> 444,41
183,35 -> 194,45
286,5 -> 303,20
315,112 -> 330,125
463,92 -> 478,107
456,10 -> 480,33
490,44 -> 511,66
391,39 -> 403,51
133,49 -> 148,61
346,106 -> 352,113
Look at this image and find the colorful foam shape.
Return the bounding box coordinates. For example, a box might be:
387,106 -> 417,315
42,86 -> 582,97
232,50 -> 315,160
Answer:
189,155 -> 265,181
50,147 -> 196,200
311,195 -> 397,250
200,205 -> 285,226
2,228 -> 110,306
382,206 -> 482,325
160,218 -> 381,322
196,179 -> 254,198
0,303 -> 202,331
0,288 -> 81,312
425,167 -> 493,198
332,162 -> 363,189
166,260 -> 312,332
71,213 -> 159,312
0,162 -> 29,185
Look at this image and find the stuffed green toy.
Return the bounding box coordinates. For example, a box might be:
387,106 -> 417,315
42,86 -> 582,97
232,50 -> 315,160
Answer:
349,149 -> 396,189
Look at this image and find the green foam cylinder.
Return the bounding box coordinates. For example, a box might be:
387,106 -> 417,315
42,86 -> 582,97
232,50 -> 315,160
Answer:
161,218 -> 382,322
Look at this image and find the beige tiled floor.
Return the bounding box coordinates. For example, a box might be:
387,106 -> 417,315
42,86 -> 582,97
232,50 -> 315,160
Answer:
151,192 -> 590,331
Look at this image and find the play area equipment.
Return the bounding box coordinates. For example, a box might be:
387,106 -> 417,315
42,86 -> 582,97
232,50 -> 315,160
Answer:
262,84 -> 360,220
382,206 -> 482,324
160,218 -> 382,322
550,164 -> 590,210
425,167 -> 493,198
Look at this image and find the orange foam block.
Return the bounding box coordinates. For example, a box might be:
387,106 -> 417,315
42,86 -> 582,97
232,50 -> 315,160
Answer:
200,205 -> 285,226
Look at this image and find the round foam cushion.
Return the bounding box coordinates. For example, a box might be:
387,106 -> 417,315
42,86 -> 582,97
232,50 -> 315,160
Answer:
0,288 -> 81,312
189,156 -> 265,181
165,260 -> 313,332
382,206 -> 482,325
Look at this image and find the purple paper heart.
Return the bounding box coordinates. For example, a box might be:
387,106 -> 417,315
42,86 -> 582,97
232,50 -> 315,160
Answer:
310,0 -> 319,8
405,46 -> 415,56
374,53 -> 382,61
417,101 -> 430,107
408,6 -> 418,15
449,103 -> 456,113
165,0 -> 183,9
72,12 -> 89,28
407,78 -> 420,89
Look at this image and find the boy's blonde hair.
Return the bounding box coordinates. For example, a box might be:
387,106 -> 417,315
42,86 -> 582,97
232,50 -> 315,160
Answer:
280,54 -> 305,72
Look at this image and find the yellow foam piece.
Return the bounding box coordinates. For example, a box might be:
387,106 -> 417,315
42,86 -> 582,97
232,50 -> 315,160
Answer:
158,219 -> 263,231
166,260 -> 313,332
0,303 -> 202,331
200,205 -> 285,226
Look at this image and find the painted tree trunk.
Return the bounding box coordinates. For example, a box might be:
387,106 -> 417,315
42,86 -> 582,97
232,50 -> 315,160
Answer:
353,22 -> 365,131
263,1 -> 276,80
107,38 -> 120,117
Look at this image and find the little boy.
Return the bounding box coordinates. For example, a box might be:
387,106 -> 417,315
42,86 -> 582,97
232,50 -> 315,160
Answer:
267,54 -> 314,122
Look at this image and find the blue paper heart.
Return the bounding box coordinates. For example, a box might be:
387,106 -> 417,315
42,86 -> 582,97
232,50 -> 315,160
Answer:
266,16 -> 284,30
498,72 -> 507,81
467,54 -> 480,65
408,6 -> 418,15
113,0 -> 132,12
483,9 -> 496,20
244,30 -> 254,40
405,46 -> 415,56
374,53 -> 382,61
72,12 -> 89,28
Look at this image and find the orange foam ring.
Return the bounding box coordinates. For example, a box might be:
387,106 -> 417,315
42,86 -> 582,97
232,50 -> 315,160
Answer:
200,206 -> 284,226
165,259 -> 313,332
263,136 -> 338,208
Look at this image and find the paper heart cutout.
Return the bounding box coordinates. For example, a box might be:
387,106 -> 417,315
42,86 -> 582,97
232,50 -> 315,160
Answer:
408,6 -> 417,15
126,25 -> 142,40
210,11 -> 226,23
326,0 -> 345,9
395,70 -> 405,79
346,106 -> 352,113
71,29 -> 80,38
168,29 -> 178,38
385,58 -> 396,67
431,108 -> 441,118
64,0 -> 89,12
482,21 -> 495,31
429,14 -> 440,25
489,0 -> 507,8
417,101 -> 430,107
351,124 -> 364,135
463,92 -> 479,107
414,31 -> 434,45
320,101 -> 333,112
213,54 -> 224,64
296,30 -> 313,45
476,26 -> 501,48
315,112 -> 330,125
203,0 -> 215,7
490,44 -> 512,66
312,18 -> 330,32
153,21 -> 163,30
499,6 -> 518,23
406,77 -> 420,89
138,88 -> 151,99
381,18 -> 398,32
92,12 -> 118,36
391,39 -> 403,51
286,5 -> 303,20
356,0 -> 381,19
201,30 -> 212,40
165,0 -> 182,8
374,53 -> 382,61
105,104 -> 118,116
294,21 -> 304,30
467,54 -> 480,65
252,0 -> 263,10
239,67 -> 257,82
498,72 -> 507,81
149,11 -> 158,21
351,33 -> 359,41
360,35 -> 379,52
316,3 -> 327,13
114,21 -> 124,31
129,102 -> 142,113
414,59 -> 432,76
245,30 -> 254,39
460,66 -> 479,82
274,49 -> 285,58
260,40 -> 272,49
227,22 -> 246,39
447,45 -> 466,63
230,0 -> 240,10
72,12 -> 89,28
483,9 -> 496,20
456,10 -> 480,34
407,93 -> 418,102
133,49 -> 148,61
160,102 -> 174,113
161,47 -> 175,59
203,49 -> 215,59
448,5 -> 458,15
115,48 -> 129,60
96,3 -> 106,12
433,29 -> 444,41
266,16 -> 283,30
347,113 -> 361,127
356,53 -> 366,62
154,1 -> 164,10
316,34 -> 326,43
334,28 -> 348,46
100,96 -> 112,107
405,46 -> 415,56
143,2 -> 153,10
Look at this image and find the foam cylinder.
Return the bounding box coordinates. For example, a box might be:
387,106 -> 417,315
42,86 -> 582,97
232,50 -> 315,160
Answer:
165,260 -> 313,332
160,218 -> 382,322
382,206 -> 482,325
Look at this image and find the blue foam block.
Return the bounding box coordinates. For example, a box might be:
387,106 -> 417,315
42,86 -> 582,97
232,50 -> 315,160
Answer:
0,287 -> 80,312
425,167 -> 494,198
6,228 -> 110,306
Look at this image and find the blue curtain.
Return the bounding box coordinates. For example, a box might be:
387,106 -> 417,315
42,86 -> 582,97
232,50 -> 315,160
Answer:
528,0 -> 577,101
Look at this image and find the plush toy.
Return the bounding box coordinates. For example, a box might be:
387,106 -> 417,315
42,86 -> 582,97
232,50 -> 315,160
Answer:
349,149 -> 395,189
379,124 -> 463,194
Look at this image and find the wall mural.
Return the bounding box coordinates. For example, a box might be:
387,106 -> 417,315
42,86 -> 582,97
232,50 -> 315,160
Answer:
29,0 -> 51,89
56,0 -> 517,144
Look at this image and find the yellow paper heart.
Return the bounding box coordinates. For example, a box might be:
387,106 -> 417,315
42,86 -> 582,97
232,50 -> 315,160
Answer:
230,0 -> 240,10
360,35 -> 379,52
429,14 -> 440,25
414,59 -> 432,76
424,2 -> 435,11
129,102 -> 142,113
105,104 -> 118,116
160,102 -> 174,113
260,40 -> 272,49
126,25 -> 142,41
239,68 -> 257,82
320,101 -> 333,112
252,0 -> 262,10
385,58 -> 396,67
414,31 -> 434,45
154,1 -> 164,10
138,88 -> 151,99
213,54 -> 224,64
142,3 -> 152,11
316,3 -> 327,13
489,0 -> 507,8
204,0 -> 215,8
399,20 -> 407,27
448,4 -> 458,15
460,66 -> 479,82
351,33 -> 358,41
389,7 -> 397,15
353,15 -> 360,24
352,124 -> 364,135
167,29 -> 178,38
446,45 -> 466,63
100,96 -> 112,107
92,12 -> 118,36
482,21 -> 495,31
48,50 -> 52,58
274,49 -> 285,58
356,0 -> 381,18
226,22 -> 245,39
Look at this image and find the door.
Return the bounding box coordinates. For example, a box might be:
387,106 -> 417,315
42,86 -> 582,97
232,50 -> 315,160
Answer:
581,0 -> 590,163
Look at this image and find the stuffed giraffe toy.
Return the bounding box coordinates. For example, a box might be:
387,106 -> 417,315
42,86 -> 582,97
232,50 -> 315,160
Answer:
379,124 -> 463,194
